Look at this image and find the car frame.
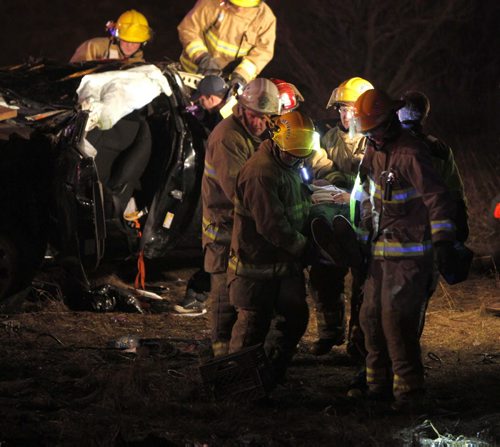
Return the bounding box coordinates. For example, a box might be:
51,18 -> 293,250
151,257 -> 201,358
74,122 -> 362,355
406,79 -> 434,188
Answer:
0,59 -> 207,301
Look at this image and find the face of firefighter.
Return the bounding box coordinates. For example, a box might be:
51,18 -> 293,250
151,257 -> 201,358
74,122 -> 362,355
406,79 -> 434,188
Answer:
198,94 -> 223,112
242,108 -> 269,137
277,150 -> 301,167
339,105 -> 355,130
119,40 -> 142,57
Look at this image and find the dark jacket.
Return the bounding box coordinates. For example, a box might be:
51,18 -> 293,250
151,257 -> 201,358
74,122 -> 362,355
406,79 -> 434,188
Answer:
358,129 -> 456,259
228,140 -> 311,278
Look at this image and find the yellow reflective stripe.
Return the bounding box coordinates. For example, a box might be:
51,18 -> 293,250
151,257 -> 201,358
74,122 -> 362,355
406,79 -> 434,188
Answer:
202,216 -> 211,227
393,374 -> 423,393
431,219 -> 455,235
373,240 -> 432,257
185,39 -> 208,59
236,58 -> 257,80
228,255 -> 298,278
180,54 -> 197,73
366,367 -> 389,384
205,29 -> 250,57
202,216 -> 231,243
202,216 -> 217,241
204,160 -> 217,180
372,182 -> 420,203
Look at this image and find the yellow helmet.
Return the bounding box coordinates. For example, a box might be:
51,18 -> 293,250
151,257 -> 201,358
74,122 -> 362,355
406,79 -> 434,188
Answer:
326,77 -> 374,109
272,111 -> 320,159
228,0 -> 262,6
115,10 -> 152,43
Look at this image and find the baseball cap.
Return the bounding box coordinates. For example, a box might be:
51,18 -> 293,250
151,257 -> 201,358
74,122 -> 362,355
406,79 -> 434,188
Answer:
190,75 -> 229,102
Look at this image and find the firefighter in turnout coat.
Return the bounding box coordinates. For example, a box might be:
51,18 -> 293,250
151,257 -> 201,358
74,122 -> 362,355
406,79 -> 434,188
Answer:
306,77 -> 374,357
228,111 -> 316,382
353,89 -> 457,411
202,78 -> 281,356
70,10 -> 151,63
178,0 -> 276,88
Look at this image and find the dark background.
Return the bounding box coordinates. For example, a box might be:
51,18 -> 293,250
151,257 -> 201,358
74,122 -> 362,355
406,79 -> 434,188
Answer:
2,0 -> 498,122
1,0 -> 499,252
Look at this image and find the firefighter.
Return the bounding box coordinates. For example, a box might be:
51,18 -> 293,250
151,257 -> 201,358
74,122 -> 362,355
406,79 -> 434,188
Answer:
196,78 -> 281,355
306,77 -> 374,356
174,76 -> 231,315
270,78 -> 304,114
178,0 -> 276,90
397,90 -> 471,337
398,91 -> 469,243
70,10 -> 151,63
353,89 -> 457,411
228,110 -> 316,384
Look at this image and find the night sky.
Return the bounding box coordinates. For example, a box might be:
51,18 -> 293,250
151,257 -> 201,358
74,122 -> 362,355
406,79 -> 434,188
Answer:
2,0 -> 498,124
2,0 -> 499,210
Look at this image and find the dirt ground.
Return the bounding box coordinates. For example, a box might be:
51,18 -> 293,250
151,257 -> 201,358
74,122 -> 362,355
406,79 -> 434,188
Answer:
0,256 -> 499,447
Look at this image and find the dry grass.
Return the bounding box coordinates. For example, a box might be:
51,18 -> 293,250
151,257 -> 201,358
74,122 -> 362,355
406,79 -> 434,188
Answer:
0,264 -> 499,446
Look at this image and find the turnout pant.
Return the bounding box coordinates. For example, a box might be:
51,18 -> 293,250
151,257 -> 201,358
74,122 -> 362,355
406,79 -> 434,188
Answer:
229,274 -> 309,378
360,256 -> 433,399
210,271 -> 237,348
309,263 -> 348,342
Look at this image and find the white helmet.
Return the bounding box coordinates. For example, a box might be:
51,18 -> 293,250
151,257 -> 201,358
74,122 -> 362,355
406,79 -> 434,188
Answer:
238,78 -> 282,115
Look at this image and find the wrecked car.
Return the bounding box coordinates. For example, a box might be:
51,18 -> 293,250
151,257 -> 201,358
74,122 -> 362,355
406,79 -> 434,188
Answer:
0,60 -> 207,303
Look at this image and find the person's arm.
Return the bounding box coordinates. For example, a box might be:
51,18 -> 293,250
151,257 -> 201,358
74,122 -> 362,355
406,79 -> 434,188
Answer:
70,39 -> 103,63
210,131 -> 252,204
308,147 -> 334,181
240,174 -> 307,257
404,149 -> 456,244
232,8 -> 276,82
177,0 -> 212,66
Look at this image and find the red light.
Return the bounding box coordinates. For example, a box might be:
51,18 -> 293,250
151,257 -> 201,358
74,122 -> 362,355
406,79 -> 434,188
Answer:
494,203 -> 500,219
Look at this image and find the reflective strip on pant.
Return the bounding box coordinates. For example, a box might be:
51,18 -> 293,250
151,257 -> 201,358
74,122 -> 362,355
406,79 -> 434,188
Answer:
393,373 -> 424,396
366,367 -> 390,387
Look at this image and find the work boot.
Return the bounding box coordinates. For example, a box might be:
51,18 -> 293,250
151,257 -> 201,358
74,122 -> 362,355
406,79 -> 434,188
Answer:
212,340 -> 229,357
310,333 -> 345,356
346,368 -> 368,398
391,391 -> 426,413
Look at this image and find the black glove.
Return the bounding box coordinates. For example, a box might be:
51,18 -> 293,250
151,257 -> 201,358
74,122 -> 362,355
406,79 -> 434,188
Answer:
229,73 -> 247,93
434,240 -> 458,280
196,53 -> 220,75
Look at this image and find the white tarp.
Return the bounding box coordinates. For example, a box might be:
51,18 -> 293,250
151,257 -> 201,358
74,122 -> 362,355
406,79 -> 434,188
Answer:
76,64 -> 173,131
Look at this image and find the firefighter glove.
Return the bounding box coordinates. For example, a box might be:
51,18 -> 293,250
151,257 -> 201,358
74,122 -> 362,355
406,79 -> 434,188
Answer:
229,73 -> 247,94
434,240 -> 458,278
196,53 -> 220,75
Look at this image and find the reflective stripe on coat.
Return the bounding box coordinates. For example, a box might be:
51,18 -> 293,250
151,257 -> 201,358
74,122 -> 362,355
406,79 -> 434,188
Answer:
358,129 -> 456,259
177,0 -> 276,82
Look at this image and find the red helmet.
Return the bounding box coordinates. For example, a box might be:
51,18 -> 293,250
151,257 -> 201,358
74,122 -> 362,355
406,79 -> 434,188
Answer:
270,78 -> 304,114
